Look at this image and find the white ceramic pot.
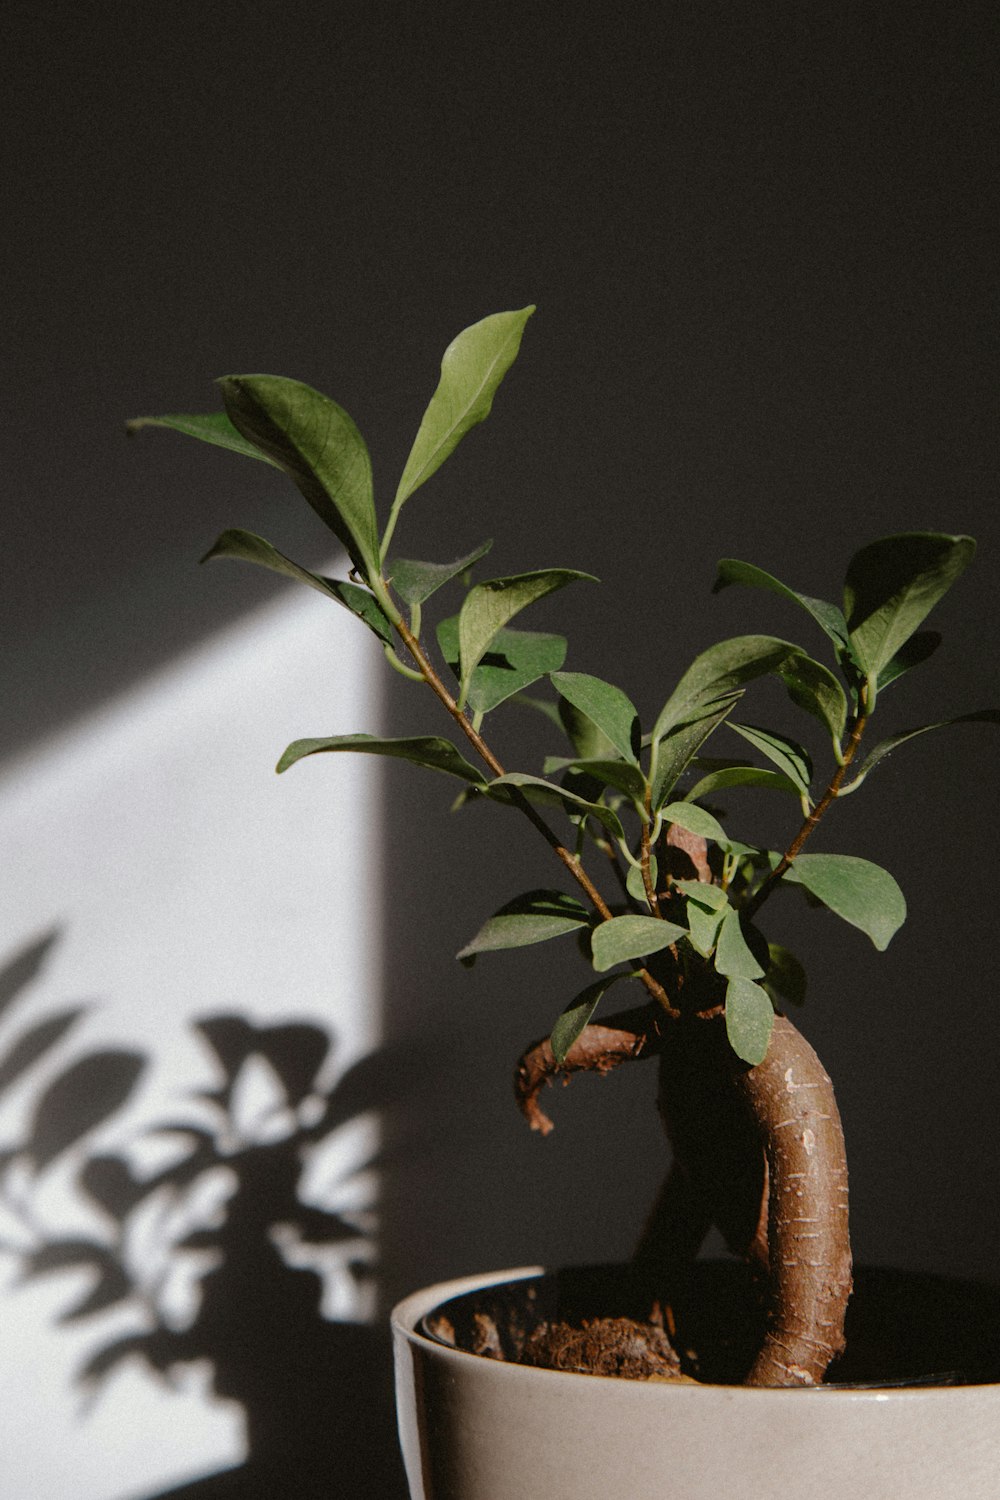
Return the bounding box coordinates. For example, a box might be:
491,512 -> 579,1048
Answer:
392,1265 -> 1000,1500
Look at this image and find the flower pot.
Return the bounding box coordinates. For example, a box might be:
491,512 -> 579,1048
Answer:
392,1263 -> 1000,1500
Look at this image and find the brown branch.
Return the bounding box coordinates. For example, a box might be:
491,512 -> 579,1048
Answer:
514,1005 -> 662,1135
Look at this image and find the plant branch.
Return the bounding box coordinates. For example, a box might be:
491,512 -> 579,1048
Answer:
390,604 -> 679,1016
743,696 -> 870,921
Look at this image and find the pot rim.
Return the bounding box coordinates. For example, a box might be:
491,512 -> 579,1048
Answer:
392,1264 -> 1000,1398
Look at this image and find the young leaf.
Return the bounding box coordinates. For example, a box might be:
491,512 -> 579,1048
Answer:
201,529 -> 395,643
765,943 -> 807,1006
549,673 -> 640,763
458,570 -> 596,698
684,895 -> 727,957
774,654 -> 848,743
649,698 -> 741,810
675,880 -> 729,909
387,540 -> 493,606
456,890 -> 590,962
686,761 -> 801,801
126,410 -> 284,468
437,618 -> 567,716
726,723 -> 812,798
626,857 -> 657,906
550,975 -> 629,1064
393,307 -> 535,511
543,756 -> 648,804
276,733 -> 487,784
725,977 -> 775,1065
782,853 -> 906,950
714,907 -> 765,979
485,773 -> 626,841
652,636 -> 809,742
851,710 -> 1000,784
713,558 -> 852,655
217,374 -> 381,584
659,802 -> 728,845
591,914 -> 686,972
876,631 -> 941,692
843,533 -> 975,682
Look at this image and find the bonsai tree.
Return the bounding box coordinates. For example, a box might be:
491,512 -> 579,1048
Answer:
129,308 -> 997,1387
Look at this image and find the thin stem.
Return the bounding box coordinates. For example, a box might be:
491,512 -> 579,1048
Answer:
744,694 -> 870,921
390,601 -> 679,1016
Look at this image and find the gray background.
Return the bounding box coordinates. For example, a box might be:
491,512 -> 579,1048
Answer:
5,1 -> 998,1489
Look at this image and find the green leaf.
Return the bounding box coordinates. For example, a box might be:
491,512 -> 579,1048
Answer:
549,673 -> 640,763
201,529 -> 394,643
725,978 -> 775,1065
458,570 -> 596,699
843,533 -> 975,682
393,307 -> 535,510
276,733 -> 487,783
660,802 -> 728,845
775,654 -> 849,743
852,710 -> 1000,784
543,756 -> 648,803
649,699 -> 741,810
726,723 -> 812,797
437,618 -> 568,716
387,540 -> 493,606
626,857 -> 657,906
876,631 -> 941,691
714,907 -> 765,979
686,761 -> 802,801
550,975 -> 629,1064
713,558 -> 852,654
217,374 -> 381,583
782,853 -> 906,950
456,889 -> 590,963
125,410 -> 284,468
684,895 -> 727,958
591,914 -> 686,973
485,773 -> 626,841
652,636 -> 810,742
764,943 -> 807,1006
675,880 -> 728,910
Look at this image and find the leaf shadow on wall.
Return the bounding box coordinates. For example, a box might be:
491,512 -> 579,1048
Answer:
0,934 -> 409,1500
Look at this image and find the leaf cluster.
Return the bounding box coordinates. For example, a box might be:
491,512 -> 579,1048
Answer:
130,312 -> 997,1069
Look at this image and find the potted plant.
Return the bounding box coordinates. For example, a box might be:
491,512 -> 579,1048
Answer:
131,309 -> 1000,1498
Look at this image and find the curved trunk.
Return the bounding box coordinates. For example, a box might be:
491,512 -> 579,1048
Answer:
515,1006 -> 852,1386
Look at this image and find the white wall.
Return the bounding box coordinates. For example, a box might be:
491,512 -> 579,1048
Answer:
0,581 -> 381,1499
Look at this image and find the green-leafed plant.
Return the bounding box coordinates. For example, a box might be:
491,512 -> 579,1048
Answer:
130,309 -> 997,1387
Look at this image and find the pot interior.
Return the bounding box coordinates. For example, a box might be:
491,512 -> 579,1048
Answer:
422,1261 -> 1000,1386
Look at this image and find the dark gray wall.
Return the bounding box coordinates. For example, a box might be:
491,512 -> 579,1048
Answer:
7,0 -> 998,1340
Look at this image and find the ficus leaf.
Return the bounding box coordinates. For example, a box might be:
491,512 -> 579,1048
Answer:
458,570 -> 596,698
393,307 -> 535,511
388,540 -> 494,606
543,756 -> 648,803
714,907 -> 766,979
218,374 -> 381,583
684,896 -> 727,958
652,636 -> 812,743
125,410 -> 284,468
437,617 -> 567,716
549,672 -> 640,763
457,890 -> 591,963
201,529 -> 395,643
485,773 -> 626,842
851,710 -> 1000,784
843,533 -> 975,682
686,761 -> 801,801
591,914 -> 687,972
626,857 -> 657,906
775,654 -> 848,743
725,977 -> 775,1065
726,722 -> 813,797
649,698 -> 741,810
276,733 -> 487,784
659,802 -> 728,845
550,974 -> 630,1064
782,853 -> 906,950
713,558 -> 852,655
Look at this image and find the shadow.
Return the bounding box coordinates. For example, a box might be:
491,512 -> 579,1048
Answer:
0,940 -> 409,1499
